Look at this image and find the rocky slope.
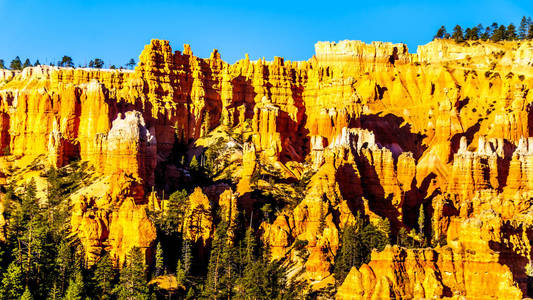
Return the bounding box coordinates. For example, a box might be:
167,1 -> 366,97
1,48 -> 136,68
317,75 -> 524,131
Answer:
1,38 -> 533,298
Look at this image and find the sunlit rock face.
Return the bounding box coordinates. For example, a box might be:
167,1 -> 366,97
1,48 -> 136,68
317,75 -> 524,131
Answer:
1,38 -> 533,297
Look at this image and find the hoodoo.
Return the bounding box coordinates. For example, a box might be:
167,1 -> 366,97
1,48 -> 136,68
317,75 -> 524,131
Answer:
1,37 -> 533,299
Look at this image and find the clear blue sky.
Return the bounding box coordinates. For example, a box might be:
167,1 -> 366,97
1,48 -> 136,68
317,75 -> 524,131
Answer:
0,0 -> 531,67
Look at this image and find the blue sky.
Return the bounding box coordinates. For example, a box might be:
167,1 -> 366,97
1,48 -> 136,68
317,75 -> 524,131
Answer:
0,0 -> 531,66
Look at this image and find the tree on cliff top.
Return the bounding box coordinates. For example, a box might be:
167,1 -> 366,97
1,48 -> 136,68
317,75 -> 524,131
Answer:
59,56 -> 74,68
10,56 -> 22,70
491,25 -> 507,41
519,16 -> 529,39
0,59 -> 5,69
126,58 -> 136,69
452,25 -> 464,42
434,26 -> 447,39
23,59 -> 32,69
89,58 -> 104,69
506,23 -> 518,40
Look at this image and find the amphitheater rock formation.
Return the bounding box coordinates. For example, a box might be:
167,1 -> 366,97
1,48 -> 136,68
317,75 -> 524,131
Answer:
1,38 -> 533,298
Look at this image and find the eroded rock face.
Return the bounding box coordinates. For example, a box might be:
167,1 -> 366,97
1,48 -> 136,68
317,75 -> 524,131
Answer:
336,245 -> 522,300
1,38 -> 533,296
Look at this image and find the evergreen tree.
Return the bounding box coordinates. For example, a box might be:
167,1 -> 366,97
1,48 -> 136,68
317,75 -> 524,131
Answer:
434,26 -> 447,39
491,22 -> 499,35
181,239 -> 193,275
506,23 -> 518,40
418,204 -> 426,247
189,155 -> 200,174
318,198 -> 326,233
154,242 -> 164,276
126,58 -> 136,69
0,261 -> 25,299
54,240 -> 74,296
20,287 -> 34,300
114,247 -> 150,299
481,26 -> 491,40
452,25 -> 464,42
333,224 -> 362,283
243,227 -> 256,265
418,204 -> 425,236
10,56 -> 22,70
463,25 -> 482,40
176,259 -> 186,288
64,270 -> 84,300
0,59 -> 5,69
397,227 -> 409,247
529,23 -> 533,39
22,59 -> 31,69
162,189 -> 188,236
519,16 -> 529,39
93,253 -> 116,299
475,24 -> 484,39
492,25 -> 506,41
33,60 -> 40,66
59,56 -> 74,68
376,217 -> 391,241
93,58 -> 104,69
204,220 -> 237,299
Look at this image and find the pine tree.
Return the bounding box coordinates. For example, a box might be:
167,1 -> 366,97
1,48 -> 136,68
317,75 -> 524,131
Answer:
189,155 -> 200,172
519,16 -> 529,39
33,60 -> 40,66
154,242 -> 164,276
475,24 -> 484,39
93,253 -> 116,299
333,225 -> 361,283
205,220 -> 233,298
376,217 -> 391,241
93,58 -> 104,69
163,189 -> 188,235
55,240 -> 73,295
243,227 -> 256,265
181,239 -> 193,275
452,25 -> 464,42
491,22 -> 499,35
22,59 -> 31,69
318,198 -> 326,233
10,56 -> 22,70
506,23 -> 518,40
0,59 -> 5,69
434,26 -> 447,39
126,58 -> 136,69
529,23 -> 533,39
418,204 -> 425,238
64,270 -> 84,300
22,178 -> 39,221
176,259 -> 186,288
492,25 -> 507,41
0,261 -> 25,298
481,26 -> 491,40
114,247 -> 150,299
20,286 -> 34,300
397,227 -> 409,247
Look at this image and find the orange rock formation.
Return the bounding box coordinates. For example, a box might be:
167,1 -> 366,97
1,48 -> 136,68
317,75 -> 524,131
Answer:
1,38 -> 533,297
